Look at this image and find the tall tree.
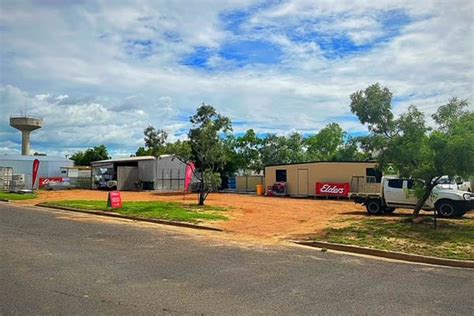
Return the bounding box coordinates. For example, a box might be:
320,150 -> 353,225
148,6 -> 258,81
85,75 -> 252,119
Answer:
188,103 -> 232,205
287,132 -> 307,163
143,126 -> 168,156
71,145 -> 110,166
259,134 -> 291,166
233,129 -> 263,173
350,83 -> 474,218
306,123 -> 345,160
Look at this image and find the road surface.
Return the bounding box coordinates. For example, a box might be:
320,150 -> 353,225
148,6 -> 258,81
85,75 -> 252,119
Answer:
1,203 -> 473,315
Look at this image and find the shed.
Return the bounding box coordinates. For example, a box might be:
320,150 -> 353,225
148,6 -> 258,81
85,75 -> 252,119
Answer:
91,156 -> 156,191
155,155 -> 189,191
91,155 -> 190,191
264,161 -> 380,197
0,155 -> 73,189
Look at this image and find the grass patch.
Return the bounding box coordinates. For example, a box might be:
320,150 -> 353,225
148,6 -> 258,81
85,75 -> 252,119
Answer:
315,217 -> 473,260
42,200 -> 228,223
0,192 -> 37,201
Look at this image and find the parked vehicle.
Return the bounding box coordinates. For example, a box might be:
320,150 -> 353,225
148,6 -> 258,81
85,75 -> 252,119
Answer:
350,177 -> 474,218
436,176 -> 472,192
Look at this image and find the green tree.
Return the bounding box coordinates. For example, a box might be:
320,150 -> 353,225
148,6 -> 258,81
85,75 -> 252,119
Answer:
259,134 -> 290,166
350,83 -> 395,136
135,146 -> 152,156
143,126 -> 168,156
188,103 -> 232,205
287,132 -> 307,163
71,145 -> 110,166
233,129 -> 263,173
163,140 -> 192,161
350,83 -> 474,218
334,136 -> 369,161
306,123 -> 345,160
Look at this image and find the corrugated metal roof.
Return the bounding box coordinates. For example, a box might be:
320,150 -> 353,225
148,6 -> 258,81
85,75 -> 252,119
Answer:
265,160 -> 377,167
91,156 -> 156,164
0,155 -> 72,162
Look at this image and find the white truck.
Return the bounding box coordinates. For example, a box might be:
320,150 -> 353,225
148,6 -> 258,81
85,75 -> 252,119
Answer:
350,177 -> 474,218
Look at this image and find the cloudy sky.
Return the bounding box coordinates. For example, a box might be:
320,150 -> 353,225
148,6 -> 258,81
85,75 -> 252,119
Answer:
1,0 -> 473,157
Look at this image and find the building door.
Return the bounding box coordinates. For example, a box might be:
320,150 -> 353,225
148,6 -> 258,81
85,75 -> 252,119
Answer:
117,166 -> 140,191
298,169 -> 309,196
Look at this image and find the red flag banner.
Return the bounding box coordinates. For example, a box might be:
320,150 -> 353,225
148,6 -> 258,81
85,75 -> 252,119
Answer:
32,159 -> 40,188
184,162 -> 195,192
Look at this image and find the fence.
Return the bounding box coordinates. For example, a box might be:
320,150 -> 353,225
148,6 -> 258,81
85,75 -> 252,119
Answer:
156,168 -> 185,191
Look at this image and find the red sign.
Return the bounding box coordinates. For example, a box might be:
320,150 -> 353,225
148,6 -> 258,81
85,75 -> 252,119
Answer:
39,177 -> 66,187
184,162 -> 195,192
107,191 -> 122,209
32,159 -> 40,188
316,182 -> 350,197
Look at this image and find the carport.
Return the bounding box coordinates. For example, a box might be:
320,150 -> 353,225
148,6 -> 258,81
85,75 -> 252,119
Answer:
91,156 -> 155,191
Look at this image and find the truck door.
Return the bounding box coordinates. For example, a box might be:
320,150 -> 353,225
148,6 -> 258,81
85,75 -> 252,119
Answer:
384,179 -> 406,206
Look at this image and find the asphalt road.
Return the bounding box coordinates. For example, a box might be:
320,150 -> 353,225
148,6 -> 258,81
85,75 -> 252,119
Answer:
1,204 -> 473,315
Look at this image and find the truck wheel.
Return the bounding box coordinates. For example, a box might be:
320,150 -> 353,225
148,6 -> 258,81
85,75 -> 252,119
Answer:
436,201 -> 457,218
384,207 -> 395,214
366,199 -> 383,215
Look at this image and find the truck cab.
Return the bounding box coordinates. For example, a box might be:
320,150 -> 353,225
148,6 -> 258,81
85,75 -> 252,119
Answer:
350,177 -> 473,218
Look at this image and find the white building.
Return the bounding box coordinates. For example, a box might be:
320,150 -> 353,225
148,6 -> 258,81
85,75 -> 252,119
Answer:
0,155 -> 73,189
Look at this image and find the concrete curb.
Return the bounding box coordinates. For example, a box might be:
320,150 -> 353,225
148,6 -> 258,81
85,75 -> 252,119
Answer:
36,203 -> 223,232
294,240 -> 474,269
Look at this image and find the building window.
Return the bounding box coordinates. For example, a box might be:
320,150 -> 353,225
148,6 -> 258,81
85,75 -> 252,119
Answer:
276,170 -> 287,182
366,168 -> 382,183
387,179 -> 403,189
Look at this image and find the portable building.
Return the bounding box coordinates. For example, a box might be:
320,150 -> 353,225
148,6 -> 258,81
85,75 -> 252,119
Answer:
264,161 -> 380,197
0,155 -> 73,189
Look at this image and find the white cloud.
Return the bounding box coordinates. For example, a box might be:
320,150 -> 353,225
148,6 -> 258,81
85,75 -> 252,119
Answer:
0,0 -> 473,157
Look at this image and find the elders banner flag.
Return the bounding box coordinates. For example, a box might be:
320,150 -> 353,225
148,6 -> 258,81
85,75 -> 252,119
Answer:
184,162 -> 195,192
32,159 -> 40,188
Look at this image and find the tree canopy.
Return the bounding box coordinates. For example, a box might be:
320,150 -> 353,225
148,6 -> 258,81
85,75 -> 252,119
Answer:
71,145 -> 110,166
188,103 -> 232,205
350,83 -> 474,216
136,126 -> 191,160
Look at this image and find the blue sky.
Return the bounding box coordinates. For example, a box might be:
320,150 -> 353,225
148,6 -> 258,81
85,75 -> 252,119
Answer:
0,0 -> 473,157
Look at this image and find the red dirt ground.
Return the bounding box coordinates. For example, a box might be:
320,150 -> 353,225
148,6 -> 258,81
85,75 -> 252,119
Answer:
14,190 -> 371,240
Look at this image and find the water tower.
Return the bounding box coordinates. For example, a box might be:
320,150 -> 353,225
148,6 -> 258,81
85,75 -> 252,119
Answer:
10,116 -> 43,155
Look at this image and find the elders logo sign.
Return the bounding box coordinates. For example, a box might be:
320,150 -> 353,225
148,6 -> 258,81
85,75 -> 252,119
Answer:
39,177 -> 67,187
316,182 -> 350,197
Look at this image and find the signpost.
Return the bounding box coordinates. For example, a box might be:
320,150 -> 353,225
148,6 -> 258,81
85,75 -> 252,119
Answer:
107,191 -> 122,209
316,182 -> 350,198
